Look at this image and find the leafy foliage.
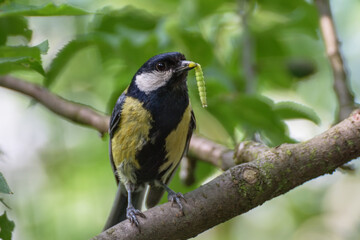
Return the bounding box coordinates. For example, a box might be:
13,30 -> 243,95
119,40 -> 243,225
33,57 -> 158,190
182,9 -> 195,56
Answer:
0,173 -> 12,195
38,2 -> 321,145
0,41 -> 48,75
0,16 -> 32,45
0,3 -> 90,16
0,212 -> 15,240
45,39 -> 97,87
274,101 -> 320,125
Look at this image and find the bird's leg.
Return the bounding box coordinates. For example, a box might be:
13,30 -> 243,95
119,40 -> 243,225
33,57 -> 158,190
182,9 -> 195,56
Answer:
125,184 -> 146,226
159,181 -> 187,214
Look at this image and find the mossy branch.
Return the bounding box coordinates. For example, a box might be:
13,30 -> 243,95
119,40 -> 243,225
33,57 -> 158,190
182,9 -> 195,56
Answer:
93,111 -> 360,240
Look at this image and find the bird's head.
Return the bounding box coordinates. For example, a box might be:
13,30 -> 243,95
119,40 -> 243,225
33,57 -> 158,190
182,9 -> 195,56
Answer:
131,52 -> 196,94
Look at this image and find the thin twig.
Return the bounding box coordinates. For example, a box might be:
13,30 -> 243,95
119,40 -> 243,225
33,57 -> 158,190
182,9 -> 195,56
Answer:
239,0 -> 256,93
189,135 -> 235,170
314,0 -> 355,121
179,156 -> 197,186
0,75 -> 109,135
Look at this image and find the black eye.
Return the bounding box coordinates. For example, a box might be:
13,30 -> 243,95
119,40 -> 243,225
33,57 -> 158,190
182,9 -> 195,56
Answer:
155,62 -> 167,71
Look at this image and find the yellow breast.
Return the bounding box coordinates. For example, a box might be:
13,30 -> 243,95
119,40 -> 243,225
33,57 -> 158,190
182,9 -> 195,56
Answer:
111,96 -> 153,171
160,105 -> 192,181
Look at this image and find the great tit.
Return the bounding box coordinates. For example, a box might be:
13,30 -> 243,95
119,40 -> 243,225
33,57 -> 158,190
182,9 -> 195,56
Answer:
103,52 -> 197,230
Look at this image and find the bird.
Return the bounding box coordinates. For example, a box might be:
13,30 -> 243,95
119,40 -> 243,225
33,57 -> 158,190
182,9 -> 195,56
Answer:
103,52 -> 197,230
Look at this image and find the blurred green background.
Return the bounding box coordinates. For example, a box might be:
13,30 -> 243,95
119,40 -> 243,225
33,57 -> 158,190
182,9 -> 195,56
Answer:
0,0 -> 360,239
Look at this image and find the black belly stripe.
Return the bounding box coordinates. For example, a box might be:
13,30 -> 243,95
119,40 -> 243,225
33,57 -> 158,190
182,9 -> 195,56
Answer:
127,83 -> 189,183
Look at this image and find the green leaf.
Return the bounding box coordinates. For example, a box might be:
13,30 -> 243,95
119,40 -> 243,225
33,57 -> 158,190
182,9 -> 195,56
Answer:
166,25 -> 214,66
0,172 -> 12,194
257,0 -> 311,15
179,30 -> 214,66
274,101 -> 320,125
94,6 -> 158,32
0,56 -> 45,75
254,30 -> 286,59
0,3 -> 90,17
0,199 -> 11,209
208,95 -> 291,145
0,44 -> 43,60
45,39 -> 97,87
0,212 -> 15,240
0,40 -> 48,73
36,40 -> 49,54
195,0 -> 234,18
0,16 -> 32,45
44,7 -> 160,88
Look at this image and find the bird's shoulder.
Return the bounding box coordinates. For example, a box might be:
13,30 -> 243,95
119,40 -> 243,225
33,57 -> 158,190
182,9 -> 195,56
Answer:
109,92 -> 126,138
109,89 -> 154,139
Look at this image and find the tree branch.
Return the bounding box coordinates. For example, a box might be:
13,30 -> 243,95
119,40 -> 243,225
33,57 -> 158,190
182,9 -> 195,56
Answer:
239,0 -> 256,94
179,156 -> 197,186
0,75 -> 109,135
314,0 -> 355,121
188,135 -> 235,170
0,75 -> 227,168
93,111 -> 360,240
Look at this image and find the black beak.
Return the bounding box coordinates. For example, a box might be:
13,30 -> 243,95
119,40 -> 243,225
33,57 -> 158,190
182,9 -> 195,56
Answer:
175,60 -> 197,73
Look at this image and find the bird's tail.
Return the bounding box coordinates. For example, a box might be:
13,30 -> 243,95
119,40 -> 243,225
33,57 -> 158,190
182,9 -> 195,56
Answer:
103,183 -> 145,231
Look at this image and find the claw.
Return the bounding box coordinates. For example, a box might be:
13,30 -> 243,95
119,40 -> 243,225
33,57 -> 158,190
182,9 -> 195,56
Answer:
126,206 -> 146,227
158,181 -> 187,215
168,192 -> 186,214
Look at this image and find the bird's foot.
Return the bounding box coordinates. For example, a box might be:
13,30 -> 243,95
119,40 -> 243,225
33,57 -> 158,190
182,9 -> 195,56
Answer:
168,191 -> 187,214
126,206 -> 146,226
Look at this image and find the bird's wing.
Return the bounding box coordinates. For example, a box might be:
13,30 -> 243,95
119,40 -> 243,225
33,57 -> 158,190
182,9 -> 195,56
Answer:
145,110 -> 196,208
109,93 -> 126,184
109,93 -> 126,138
104,92 -> 147,230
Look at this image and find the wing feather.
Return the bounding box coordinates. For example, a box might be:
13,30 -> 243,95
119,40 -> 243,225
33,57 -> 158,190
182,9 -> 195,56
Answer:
109,93 -> 126,184
145,110 -> 196,208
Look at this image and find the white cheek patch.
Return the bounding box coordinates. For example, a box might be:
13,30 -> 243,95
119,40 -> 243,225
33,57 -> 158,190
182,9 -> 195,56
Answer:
135,70 -> 173,94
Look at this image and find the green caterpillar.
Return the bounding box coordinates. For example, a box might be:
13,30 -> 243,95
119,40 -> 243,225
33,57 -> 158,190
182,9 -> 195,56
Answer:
194,63 -> 207,108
